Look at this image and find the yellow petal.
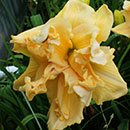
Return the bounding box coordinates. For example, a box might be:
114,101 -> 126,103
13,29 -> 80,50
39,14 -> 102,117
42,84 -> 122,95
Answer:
63,67 -> 92,106
57,0 -> 95,28
72,23 -> 99,49
19,76 -> 47,101
90,40 -> 115,65
112,22 -> 130,38
10,23 -> 48,45
47,74 -> 84,130
27,41 -> 46,62
95,4 -> 113,43
44,63 -> 68,80
10,20 -> 51,56
122,10 -> 130,26
13,57 -> 48,91
41,18 -> 73,66
91,61 -> 128,105
12,43 -> 31,57
123,1 -> 130,11
69,50 -> 102,90
73,85 -> 92,106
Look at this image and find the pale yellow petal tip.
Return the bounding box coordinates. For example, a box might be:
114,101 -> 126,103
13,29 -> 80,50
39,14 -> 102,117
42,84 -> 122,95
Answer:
112,23 -> 130,38
123,1 -> 130,10
96,87 -> 128,105
10,35 -> 15,43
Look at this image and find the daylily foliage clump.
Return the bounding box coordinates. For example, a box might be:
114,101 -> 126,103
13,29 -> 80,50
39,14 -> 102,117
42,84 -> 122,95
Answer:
10,0 -> 128,130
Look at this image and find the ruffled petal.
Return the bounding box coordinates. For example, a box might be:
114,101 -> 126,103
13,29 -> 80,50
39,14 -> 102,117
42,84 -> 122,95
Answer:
91,61 -> 128,105
47,67 -> 92,130
41,18 -> 73,66
13,56 -> 48,100
10,22 -> 49,45
57,0 -> 95,28
95,5 -> 113,43
47,74 -> 84,130
123,0 -> 130,11
13,57 -> 41,90
112,22 -> 130,38
72,23 -> 99,49
19,76 -> 47,101
90,40 -> 115,65
12,43 -> 31,57
10,20 -> 52,56
122,10 -> 130,27
69,50 -> 103,90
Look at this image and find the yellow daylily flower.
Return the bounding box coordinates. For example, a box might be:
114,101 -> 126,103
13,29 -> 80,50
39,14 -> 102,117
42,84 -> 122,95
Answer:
10,0 -> 128,130
112,0 -> 130,38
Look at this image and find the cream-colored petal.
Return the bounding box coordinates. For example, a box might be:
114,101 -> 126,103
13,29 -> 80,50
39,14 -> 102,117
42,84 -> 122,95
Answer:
10,23 -> 49,45
122,10 -> 130,27
95,4 -> 113,43
47,74 -> 85,130
91,61 -> 128,105
73,85 -> 92,106
19,76 -> 47,101
90,40 -> 115,65
112,22 -> 130,38
57,0 -> 95,28
44,63 -> 68,80
63,67 -> 92,106
72,23 -> 99,49
123,1 -> 130,10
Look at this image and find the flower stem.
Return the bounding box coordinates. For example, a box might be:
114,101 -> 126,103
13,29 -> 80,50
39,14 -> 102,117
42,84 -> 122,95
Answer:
21,92 -> 43,130
100,104 -> 108,130
118,43 -> 130,69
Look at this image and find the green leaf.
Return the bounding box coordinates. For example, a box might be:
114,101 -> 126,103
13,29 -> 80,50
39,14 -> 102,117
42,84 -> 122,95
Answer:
16,113 -> 47,130
118,119 -> 129,130
31,14 -> 43,27
0,103 -> 27,130
111,101 -> 123,120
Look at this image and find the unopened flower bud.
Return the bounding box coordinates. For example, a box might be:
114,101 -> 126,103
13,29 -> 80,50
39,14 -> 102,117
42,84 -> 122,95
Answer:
79,0 -> 90,5
114,10 -> 124,25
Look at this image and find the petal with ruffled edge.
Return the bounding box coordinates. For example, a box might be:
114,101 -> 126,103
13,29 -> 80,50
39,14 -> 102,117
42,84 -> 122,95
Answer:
47,74 -> 84,130
95,4 -> 113,43
14,57 -> 40,90
90,40 -> 115,65
13,56 -> 48,99
47,67 -> 92,130
57,0 -> 95,29
10,20 -> 51,56
122,1 -> 130,26
68,50 -> 102,89
112,22 -> 130,38
72,23 -> 99,49
41,18 -> 73,66
91,61 -> 128,105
